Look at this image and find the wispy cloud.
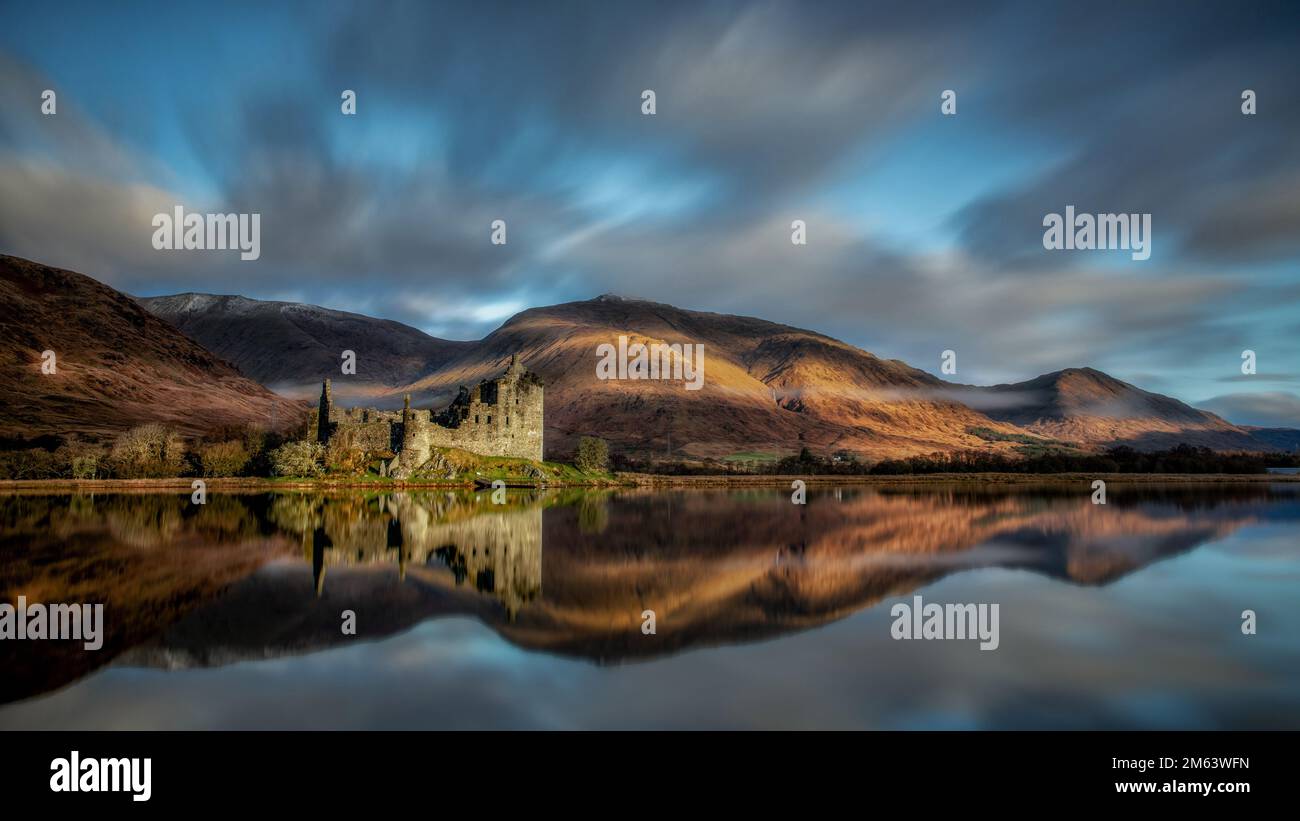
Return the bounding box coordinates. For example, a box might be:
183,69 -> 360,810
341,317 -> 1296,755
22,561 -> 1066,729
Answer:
0,0 -> 1297,424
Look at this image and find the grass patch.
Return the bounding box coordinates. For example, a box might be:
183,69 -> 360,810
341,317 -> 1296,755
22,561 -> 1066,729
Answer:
414,447 -> 616,484
722,450 -> 783,465
965,426 -> 1051,445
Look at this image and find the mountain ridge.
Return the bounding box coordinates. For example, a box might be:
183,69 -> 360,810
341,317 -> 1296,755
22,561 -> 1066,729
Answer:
138,291 -> 471,399
2,253 -> 1282,459
379,297 -> 1288,459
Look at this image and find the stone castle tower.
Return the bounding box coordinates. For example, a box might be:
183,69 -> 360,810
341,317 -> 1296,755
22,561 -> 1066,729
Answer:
317,378 -> 334,443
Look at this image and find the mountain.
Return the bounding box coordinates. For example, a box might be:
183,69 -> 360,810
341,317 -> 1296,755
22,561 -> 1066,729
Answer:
138,292 -> 470,400
976,367 -> 1267,451
396,296 -> 1300,459
1238,426 -> 1300,452
398,294 -> 1039,460
65,269 -> 1299,460
0,255 -> 304,441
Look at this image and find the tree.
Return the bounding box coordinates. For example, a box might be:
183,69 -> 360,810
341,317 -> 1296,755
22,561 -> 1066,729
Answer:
0,449 -> 60,479
110,424 -> 185,478
197,440 -> 250,477
269,440 -> 325,477
56,441 -> 104,479
324,428 -> 368,474
575,436 -> 609,473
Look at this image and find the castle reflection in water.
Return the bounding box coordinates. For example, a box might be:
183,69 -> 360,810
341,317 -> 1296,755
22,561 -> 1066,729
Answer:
297,492 -> 543,616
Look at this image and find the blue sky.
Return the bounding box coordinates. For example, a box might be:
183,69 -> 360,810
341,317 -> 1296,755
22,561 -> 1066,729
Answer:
1,0 -> 1298,425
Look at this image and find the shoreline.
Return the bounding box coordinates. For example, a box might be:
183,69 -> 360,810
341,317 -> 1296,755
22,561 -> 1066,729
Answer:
0,472 -> 1296,493
622,472 -> 1300,487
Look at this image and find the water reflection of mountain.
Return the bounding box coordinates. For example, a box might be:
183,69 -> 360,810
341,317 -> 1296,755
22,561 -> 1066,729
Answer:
0,492 -> 295,703
2,484 -> 1295,702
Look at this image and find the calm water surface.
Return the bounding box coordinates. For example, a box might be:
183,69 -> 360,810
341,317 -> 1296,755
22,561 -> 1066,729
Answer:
1,483 -> 1297,729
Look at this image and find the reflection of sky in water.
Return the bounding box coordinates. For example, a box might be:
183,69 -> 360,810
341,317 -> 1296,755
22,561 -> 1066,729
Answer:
3,515 -> 1296,730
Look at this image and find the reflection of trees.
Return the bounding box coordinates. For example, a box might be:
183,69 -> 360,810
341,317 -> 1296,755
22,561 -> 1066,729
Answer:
104,495 -> 186,548
99,495 -> 261,547
192,495 -> 258,539
0,495 -> 63,534
67,493 -> 96,521
577,497 -> 608,534
0,494 -> 262,549
874,481 -> 1284,512
267,493 -> 324,536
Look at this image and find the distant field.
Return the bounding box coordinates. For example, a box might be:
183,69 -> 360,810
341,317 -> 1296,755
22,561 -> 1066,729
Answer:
722,450 -> 783,464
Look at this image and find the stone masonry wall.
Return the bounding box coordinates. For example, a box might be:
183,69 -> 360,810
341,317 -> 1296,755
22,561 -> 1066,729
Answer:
318,356 -> 544,475
399,363 -> 543,468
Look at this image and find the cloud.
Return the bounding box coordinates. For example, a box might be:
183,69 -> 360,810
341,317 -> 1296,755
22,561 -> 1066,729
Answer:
0,0 -> 1297,412
1198,392 -> 1300,428
949,6 -> 1300,269
1218,372 -> 1300,384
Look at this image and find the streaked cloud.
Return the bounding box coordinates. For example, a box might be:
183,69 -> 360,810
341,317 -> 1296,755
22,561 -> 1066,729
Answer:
0,0 -> 1296,423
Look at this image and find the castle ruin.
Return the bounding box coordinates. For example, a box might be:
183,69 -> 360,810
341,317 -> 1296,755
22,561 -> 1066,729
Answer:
313,355 -> 544,476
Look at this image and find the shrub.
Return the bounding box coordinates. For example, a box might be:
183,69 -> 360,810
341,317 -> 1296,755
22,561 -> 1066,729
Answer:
197,440 -> 250,477
109,424 -> 185,478
270,440 -> 324,477
206,424 -> 267,458
324,429 -> 368,475
55,441 -> 105,479
575,436 -> 609,473
0,449 -> 61,479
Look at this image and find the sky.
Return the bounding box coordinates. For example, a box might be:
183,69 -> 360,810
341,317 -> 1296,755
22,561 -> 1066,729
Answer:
1,0 -> 1298,425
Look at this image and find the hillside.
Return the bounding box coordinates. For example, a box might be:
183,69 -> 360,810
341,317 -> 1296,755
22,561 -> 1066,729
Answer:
399,295 -> 1038,461
31,260 -> 1295,461
0,255 -> 305,441
976,367 -> 1266,451
138,292 -> 470,400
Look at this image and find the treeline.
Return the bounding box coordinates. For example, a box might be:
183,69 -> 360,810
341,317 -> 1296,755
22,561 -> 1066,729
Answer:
0,423 -> 306,480
867,445 -> 1288,474
0,425 -> 614,481
824,444 -> 1287,475
611,444 -> 1297,476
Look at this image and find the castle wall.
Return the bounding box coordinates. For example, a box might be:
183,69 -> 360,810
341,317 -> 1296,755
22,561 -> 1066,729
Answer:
319,357 -> 544,475
410,373 -> 543,463
336,421 -> 398,453
313,498 -> 543,616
